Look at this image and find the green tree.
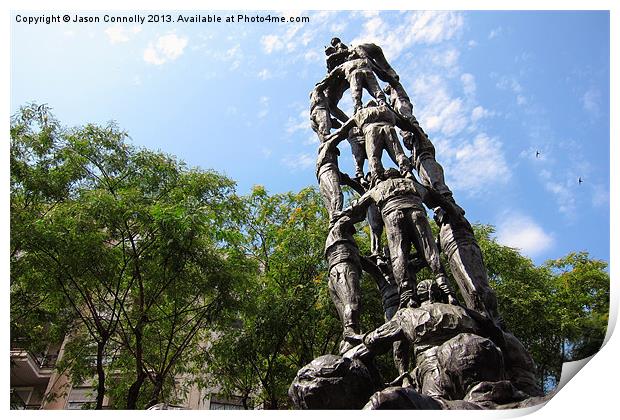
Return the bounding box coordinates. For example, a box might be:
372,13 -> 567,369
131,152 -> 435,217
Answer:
11,104 -> 245,409
11,104 -> 133,408
12,105 -> 609,408
471,224 -> 561,391
472,225 -> 609,391
202,186 -> 398,408
10,104 -> 83,356
546,252 -> 609,362
202,186 -> 338,409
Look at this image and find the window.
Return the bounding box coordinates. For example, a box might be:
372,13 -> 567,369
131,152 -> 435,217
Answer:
66,387 -> 96,410
208,395 -> 245,410
209,401 -> 244,410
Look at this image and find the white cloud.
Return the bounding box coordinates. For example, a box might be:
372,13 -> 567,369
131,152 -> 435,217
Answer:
432,48 -> 460,68
202,42 -> 243,70
105,24 -> 141,44
304,50 -> 321,62
224,44 -> 243,70
225,44 -> 240,59
257,69 -> 272,80
350,11 -> 464,61
528,136 -> 585,220
471,106 -> 493,122
282,153 -> 315,171
330,21 -> 347,34
438,134 -> 511,194
411,74 -> 468,137
468,39 -> 478,48
496,76 -> 522,93
591,183 -> 609,207
361,10 -> 380,18
261,34 -> 284,54
303,133 -> 319,146
286,108 -> 310,134
143,46 -> 165,65
261,11 -> 336,57
257,96 -> 270,119
461,73 -> 476,97
143,33 -> 188,65
515,52 -> 533,64
537,157 -> 587,221
488,27 -> 503,39
285,107 -> 319,146
338,94 -> 354,118
300,30 -> 315,47
496,76 -> 527,106
581,88 -> 601,116
496,213 -> 554,257
519,146 -> 548,162
544,179 -> 576,217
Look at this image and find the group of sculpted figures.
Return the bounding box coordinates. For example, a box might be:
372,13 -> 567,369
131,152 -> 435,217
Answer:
289,39 -> 548,410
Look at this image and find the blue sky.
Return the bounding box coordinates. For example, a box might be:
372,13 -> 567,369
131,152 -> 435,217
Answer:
10,10 -> 610,265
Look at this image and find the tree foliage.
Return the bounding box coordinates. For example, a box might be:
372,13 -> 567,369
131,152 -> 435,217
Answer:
473,225 -> 609,391
202,186 -> 338,409
11,104 -> 246,408
10,105 -> 609,408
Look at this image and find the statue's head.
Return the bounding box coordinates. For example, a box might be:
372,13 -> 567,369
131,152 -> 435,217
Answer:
325,42 -> 349,71
416,279 -> 443,303
331,37 -> 347,49
417,279 -> 451,304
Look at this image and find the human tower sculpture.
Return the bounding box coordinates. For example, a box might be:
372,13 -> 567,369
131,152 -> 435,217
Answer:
288,38 -> 546,410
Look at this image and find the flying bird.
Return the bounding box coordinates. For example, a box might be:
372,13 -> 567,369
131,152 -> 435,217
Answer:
535,150 -> 540,158
578,177 -> 583,184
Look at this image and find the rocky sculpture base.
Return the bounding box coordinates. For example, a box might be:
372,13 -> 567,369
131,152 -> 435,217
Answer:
288,355 -> 378,409
289,353 -> 547,410
289,302 -> 547,410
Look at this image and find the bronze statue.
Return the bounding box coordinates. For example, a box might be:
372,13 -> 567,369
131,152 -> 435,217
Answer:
435,208 -> 501,323
291,38 -> 544,411
325,101 -> 413,185
315,140 -> 343,222
342,168 -> 459,308
325,214 -> 363,353
325,51 -> 388,114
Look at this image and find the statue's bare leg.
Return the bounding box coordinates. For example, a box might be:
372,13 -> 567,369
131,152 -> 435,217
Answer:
310,107 -> 331,143
384,209 -> 417,308
409,209 -> 458,304
364,125 -> 387,182
383,126 -> 413,176
328,261 -> 362,353
318,166 -> 343,220
367,203 -> 384,257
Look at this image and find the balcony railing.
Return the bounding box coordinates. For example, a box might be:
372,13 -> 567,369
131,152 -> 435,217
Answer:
11,348 -> 58,370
